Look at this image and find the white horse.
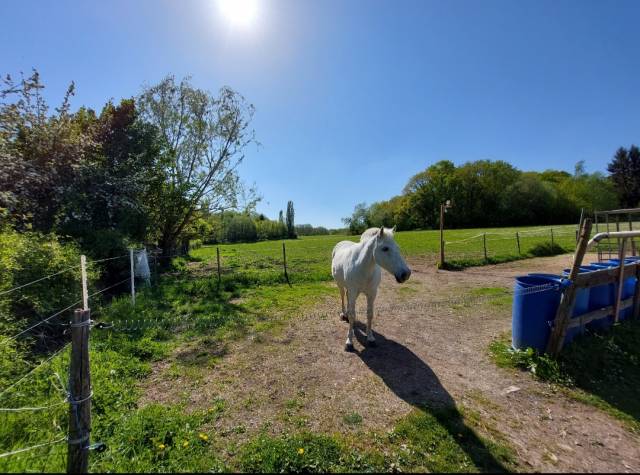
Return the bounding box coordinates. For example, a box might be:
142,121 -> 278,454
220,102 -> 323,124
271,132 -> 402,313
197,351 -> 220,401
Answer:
331,227 -> 411,351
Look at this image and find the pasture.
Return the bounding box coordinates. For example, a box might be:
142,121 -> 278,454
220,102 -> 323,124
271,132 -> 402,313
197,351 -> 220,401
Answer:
191,223 -> 581,286
2,224 -> 640,472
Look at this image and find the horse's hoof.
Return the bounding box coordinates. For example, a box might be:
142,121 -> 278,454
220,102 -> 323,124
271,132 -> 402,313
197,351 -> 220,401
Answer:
367,340 -> 377,348
344,343 -> 355,352
340,313 -> 348,322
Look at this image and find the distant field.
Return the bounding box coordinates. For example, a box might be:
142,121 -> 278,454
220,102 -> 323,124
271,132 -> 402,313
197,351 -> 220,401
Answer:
190,224 -> 587,285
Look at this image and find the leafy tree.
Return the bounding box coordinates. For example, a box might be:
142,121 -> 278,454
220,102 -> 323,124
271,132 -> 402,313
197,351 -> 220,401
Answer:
342,202 -> 370,234
137,75 -> 256,255
608,146 -> 640,207
0,71 -> 93,231
285,200 -> 296,238
343,159 -> 617,232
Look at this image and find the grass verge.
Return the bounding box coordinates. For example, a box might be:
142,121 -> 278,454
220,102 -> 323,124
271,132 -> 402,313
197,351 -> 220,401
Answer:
489,320 -> 640,434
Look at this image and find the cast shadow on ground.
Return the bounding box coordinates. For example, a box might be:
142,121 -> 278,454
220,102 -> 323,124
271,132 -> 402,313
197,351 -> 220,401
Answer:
353,324 -> 510,473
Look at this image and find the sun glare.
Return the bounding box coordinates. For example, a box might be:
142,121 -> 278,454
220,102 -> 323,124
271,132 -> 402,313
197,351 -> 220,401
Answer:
217,0 -> 259,28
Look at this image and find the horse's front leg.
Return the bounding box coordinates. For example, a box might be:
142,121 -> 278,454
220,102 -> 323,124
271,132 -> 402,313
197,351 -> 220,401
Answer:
345,289 -> 357,352
366,292 -> 377,347
339,286 -> 348,322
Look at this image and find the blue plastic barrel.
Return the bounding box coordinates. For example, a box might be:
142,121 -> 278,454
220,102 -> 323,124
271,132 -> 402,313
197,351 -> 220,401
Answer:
512,275 -> 564,352
560,269 -> 592,345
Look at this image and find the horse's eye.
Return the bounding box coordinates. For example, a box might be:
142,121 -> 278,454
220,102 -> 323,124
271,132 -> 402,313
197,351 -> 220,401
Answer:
382,246 -> 389,252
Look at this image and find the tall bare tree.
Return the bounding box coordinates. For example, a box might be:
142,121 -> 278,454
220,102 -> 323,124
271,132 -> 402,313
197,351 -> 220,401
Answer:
138,75 -> 256,253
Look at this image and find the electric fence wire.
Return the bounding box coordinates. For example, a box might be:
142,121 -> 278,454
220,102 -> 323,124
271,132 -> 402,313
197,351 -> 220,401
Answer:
0,265 -> 81,297
0,341 -> 71,401
0,436 -> 67,459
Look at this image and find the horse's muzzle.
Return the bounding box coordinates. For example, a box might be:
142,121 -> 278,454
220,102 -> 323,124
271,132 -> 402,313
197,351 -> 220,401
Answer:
395,269 -> 411,283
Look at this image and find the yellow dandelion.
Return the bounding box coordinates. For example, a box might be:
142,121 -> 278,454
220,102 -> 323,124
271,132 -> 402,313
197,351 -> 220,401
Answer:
183,441 -> 189,448
297,448 -> 305,455
158,443 -> 166,450
198,433 -> 209,441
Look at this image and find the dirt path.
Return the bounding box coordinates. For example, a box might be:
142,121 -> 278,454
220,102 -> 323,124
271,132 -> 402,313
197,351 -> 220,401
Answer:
142,254 -> 640,472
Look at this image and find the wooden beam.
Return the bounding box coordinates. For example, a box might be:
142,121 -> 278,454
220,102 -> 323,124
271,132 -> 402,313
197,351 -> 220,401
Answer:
573,263 -> 639,288
565,298 -> 634,329
547,218 -> 592,356
613,239 -> 628,323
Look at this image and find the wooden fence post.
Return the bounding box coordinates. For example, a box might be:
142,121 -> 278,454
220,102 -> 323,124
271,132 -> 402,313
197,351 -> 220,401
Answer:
67,308 -> 91,474
547,218 -> 592,356
550,228 -> 554,247
439,203 -> 445,268
516,232 -> 521,255
80,256 -> 88,311
282,242 -> 291,287
483,233 -> 488,262
216,247 -> 221,288
129,249 -> 135,305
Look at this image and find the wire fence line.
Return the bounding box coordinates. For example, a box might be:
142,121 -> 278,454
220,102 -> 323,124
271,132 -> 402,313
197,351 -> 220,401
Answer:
0,341 -> 71,401
0,436 -> 67,460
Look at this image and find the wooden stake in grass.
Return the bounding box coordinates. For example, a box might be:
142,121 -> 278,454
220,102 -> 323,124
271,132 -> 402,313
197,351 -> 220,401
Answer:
439,203 -> 445,268
551,228 -> 554,247
67,308 -> 91,474
515,232 -> 521,256
129,248 -> 135,305
216,247 -> 221,289
282,242 -> 291,287
483,233 -> 488,262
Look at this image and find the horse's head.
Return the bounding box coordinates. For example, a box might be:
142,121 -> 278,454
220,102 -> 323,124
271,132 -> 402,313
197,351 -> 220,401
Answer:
373,227 -> 411,283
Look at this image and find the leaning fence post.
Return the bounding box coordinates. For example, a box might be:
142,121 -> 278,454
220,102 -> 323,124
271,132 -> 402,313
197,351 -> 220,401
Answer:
483,233 -> 488,262
551,228 -> 554,247
129,249 -> 135,305
67,308 -> 91,474
516,232 -> 521,256
282,242 -> 291,287
547,218 -> 592,356
216,247 -> 221,289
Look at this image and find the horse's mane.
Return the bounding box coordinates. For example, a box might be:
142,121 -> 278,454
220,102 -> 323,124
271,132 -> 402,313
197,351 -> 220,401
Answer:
359,228 -> 380,242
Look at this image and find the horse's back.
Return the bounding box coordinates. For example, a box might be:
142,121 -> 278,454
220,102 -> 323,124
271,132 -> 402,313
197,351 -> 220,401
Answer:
332,240 -> 356,259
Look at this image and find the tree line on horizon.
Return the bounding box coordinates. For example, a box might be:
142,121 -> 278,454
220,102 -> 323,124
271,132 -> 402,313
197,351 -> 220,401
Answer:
342,155 -> 639,234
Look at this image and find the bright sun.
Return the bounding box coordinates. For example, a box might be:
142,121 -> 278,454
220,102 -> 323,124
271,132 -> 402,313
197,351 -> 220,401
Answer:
217,0 -> 259,28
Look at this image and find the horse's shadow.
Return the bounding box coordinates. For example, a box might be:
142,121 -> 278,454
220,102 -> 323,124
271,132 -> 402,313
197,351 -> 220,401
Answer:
353,323 -> 509,473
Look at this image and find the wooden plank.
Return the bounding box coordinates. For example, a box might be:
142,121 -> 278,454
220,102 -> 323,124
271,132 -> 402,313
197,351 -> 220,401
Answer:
613,239 -> 628,323
67,309 -> 91,474
566,298 -> 634,329
573,263 -> 639,288
547,218 -> 592,355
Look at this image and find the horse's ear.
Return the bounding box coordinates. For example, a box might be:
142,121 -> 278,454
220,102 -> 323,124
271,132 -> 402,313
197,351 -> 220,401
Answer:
391,225 -> 397,233
378,227 -> 384,237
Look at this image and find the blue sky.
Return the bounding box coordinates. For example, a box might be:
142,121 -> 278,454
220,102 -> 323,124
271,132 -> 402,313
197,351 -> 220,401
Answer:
2,0 -> 639,228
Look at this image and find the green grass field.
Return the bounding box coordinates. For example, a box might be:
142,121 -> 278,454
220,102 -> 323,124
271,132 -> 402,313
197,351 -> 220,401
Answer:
191,224 -> 580,284
0,222 -> 614,473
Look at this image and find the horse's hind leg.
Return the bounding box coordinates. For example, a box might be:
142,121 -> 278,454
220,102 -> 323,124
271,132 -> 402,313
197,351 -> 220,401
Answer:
366,292 -> 377,347
339,286 -> 348,322
345,289 -> 357,352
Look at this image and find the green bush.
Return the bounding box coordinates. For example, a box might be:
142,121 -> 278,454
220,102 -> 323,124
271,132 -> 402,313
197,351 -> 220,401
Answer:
0,228 -> 98,340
